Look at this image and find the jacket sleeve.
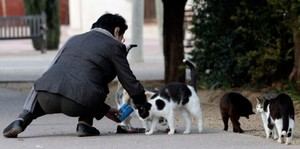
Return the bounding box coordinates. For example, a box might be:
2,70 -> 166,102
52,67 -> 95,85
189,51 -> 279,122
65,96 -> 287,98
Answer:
110,44 -> 147,106
94,102 -> 111,120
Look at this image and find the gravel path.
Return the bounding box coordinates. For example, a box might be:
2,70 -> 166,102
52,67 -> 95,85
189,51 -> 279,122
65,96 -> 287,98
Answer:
199,90 -> 300,145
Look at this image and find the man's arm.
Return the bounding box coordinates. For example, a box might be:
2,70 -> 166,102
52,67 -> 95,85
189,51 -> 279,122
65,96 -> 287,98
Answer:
110,45 -> 147,106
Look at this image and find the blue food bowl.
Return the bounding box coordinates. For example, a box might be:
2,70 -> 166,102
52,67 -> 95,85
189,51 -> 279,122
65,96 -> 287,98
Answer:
118,104 -> 134,121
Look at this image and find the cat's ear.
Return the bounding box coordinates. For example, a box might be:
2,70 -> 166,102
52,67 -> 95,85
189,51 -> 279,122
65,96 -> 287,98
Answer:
256,97 -> 264,103
256,97 -> 261,103
145,91 -> 156,99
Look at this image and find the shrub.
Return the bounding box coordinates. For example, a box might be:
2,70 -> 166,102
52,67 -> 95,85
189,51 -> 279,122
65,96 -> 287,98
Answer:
190,0 -> 294,88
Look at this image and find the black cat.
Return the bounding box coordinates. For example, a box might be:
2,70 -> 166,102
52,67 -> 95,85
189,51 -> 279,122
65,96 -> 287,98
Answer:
220,92 -> 255,133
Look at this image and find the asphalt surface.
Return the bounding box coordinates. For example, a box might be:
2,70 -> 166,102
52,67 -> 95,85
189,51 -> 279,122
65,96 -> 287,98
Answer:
1,86 -> 300,149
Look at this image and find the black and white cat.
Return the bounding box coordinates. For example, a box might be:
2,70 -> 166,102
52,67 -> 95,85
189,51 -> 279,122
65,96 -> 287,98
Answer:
114,83 -> 162,129
136,59 -> 203,135
256,93 -> 295,145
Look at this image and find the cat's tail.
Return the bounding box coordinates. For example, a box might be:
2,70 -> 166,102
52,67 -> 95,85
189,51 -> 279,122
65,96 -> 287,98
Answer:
115,81 -> 124,106
183,59 -> 197,92
280,94 -> 293,136
281,112 -> 289,136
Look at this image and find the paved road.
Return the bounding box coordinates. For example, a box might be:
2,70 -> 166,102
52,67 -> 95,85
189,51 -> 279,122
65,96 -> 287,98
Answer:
0,88 -> 299,149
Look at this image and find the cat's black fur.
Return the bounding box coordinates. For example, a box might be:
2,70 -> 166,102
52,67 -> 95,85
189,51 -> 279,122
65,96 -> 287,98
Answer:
268,93 -> 295,134
220,92 -> 255,133
151,83 -> 192,105
155,99 -> 165,110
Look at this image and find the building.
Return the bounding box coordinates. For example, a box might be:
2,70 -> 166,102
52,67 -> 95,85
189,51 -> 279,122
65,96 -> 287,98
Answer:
0,0 -> 69,24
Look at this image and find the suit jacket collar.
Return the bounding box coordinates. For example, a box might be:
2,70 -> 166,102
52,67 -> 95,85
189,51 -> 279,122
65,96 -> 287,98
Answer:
92,28 -> 120,42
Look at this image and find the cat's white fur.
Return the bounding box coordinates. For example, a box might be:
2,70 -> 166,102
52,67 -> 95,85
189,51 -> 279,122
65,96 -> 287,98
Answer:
141,86 -> 203,135
256,102 -> 278,140
256,98 -> 295,145
115,83 -> 132,128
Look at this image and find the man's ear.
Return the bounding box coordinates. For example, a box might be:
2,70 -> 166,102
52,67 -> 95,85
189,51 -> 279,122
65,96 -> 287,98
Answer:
114,27 -> 120,37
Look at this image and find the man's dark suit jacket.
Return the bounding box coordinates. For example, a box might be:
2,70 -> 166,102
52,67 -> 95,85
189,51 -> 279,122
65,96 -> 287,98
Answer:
34,29 -> 146,119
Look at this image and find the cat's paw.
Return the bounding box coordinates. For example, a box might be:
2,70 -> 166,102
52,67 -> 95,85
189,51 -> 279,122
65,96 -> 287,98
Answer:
285,141 -> 292,145
168,130 -> 175,135
145,131 -> 153,135
233,128 -> 239,133
223,126 -> 228,131
272,135 -> 278,140
183,130 -> 191,134
277,138 -> 283,144
285,137 -> 292,145
266,133 -> 271,139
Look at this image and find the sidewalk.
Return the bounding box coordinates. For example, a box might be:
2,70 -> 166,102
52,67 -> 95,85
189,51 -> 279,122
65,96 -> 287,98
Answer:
0,24 -> 164,82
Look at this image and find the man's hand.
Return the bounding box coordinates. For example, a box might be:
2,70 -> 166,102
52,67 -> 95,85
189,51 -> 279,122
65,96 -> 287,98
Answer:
105,108 -> 121,123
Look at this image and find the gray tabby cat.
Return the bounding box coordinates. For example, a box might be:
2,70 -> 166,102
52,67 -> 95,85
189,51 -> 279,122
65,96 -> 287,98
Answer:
256,93 -> 295,145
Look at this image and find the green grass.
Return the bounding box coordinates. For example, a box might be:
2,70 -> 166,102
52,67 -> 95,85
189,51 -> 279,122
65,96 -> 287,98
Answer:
275,81 -> 300,101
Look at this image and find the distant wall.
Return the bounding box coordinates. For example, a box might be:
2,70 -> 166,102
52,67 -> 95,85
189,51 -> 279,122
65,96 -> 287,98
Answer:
69,0 -> 133,37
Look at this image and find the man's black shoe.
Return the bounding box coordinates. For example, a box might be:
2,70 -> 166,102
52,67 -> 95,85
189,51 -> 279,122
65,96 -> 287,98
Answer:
116,125 -> 145,134
76,123 -> 100,137
3,120 -> 24,138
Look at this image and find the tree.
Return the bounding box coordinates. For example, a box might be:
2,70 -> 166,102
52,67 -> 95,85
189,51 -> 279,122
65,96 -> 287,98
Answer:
45,0 -> 60,50
162,0 -> 188,83
280,0 -> 300,89
23,0 -> 60,50
23,0 -> 46,50
290,26 -> 300,89
190,0 -> 294,87
264,0 -> 300,90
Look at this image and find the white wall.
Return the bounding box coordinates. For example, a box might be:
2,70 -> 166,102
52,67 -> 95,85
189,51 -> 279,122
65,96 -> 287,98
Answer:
69,0 -> 133,40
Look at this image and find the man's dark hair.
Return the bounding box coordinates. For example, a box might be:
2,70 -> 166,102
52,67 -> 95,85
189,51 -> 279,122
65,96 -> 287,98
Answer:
91,13 -> 128,35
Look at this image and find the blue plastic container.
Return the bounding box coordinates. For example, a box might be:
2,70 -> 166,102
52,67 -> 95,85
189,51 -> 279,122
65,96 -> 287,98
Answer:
118,103 -> 134,122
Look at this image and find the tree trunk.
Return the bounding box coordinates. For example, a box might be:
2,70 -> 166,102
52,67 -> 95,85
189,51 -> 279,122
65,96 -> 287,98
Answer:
161,0 -> 187,84
289,29 -> 300,89
45,0 -> 60,50
23,0 -> 46,50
